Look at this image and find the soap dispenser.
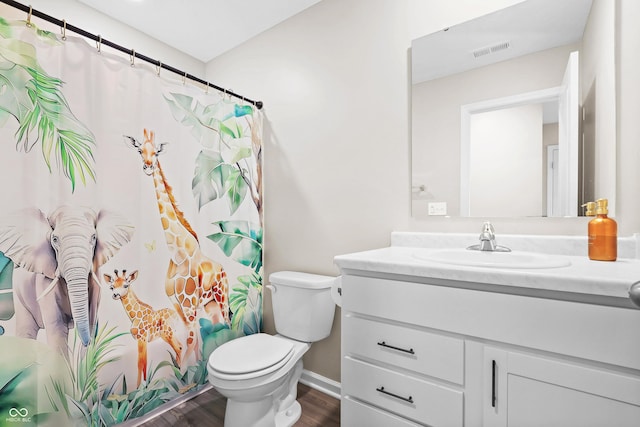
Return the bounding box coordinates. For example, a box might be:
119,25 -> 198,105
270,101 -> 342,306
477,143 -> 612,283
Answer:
587,198 -> 617,261
582,201 -> 596,217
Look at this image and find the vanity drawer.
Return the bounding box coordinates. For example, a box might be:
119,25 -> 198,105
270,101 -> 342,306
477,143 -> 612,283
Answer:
342,396 -> 422,427
343,314 -> 464,385
342,356 -> 463,427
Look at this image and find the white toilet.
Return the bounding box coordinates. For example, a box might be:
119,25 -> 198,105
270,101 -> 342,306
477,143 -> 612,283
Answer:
207,271 -> 337,427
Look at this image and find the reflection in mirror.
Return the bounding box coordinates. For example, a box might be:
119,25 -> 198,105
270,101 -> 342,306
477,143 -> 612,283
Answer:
461,52 -> 579,218
411,0 -> 616,219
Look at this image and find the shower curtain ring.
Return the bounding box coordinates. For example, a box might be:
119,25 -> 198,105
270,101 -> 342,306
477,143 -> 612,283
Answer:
61,19 -> 67,41
26,5 -> 32,27
96,35 -> 102,53
130,49 -> 135,66
206,82 -> 209,94
183,71 -> 187,85
156,61 -> 162,76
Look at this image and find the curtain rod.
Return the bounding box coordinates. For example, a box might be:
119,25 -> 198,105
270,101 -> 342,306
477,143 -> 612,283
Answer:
0,0 -> 264,110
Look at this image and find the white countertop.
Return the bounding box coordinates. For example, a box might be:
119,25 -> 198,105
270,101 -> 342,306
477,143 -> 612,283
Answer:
334,232 -> 640,303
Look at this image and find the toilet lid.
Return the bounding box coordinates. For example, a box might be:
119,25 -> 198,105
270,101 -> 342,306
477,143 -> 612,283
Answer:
210,333 -> 294,375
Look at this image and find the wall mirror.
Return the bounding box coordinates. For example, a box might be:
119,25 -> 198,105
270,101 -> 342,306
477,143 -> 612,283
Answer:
411,0 -> 616,218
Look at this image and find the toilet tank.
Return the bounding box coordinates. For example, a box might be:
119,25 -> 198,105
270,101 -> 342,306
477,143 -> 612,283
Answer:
268,271 -> 336,342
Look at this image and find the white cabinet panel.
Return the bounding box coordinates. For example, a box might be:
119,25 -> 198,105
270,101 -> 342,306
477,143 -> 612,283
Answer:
507,375 -> 640,427
482,347 -> 640,427
508,352 -> 640,406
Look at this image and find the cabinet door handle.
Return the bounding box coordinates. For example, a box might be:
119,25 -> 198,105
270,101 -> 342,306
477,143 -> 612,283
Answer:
491,360 -> 497,408
377,341 -> 415,355
376,386 -> 414,404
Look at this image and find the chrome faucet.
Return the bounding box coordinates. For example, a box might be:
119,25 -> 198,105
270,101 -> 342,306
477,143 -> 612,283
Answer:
467,222 -> 511,252
478,222 -> 497,251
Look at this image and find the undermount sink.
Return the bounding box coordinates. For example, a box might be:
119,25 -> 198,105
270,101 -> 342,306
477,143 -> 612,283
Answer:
413,248 -> 571,269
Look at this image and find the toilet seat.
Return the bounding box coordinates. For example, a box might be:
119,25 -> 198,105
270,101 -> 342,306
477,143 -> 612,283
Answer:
209,333 -> 295,381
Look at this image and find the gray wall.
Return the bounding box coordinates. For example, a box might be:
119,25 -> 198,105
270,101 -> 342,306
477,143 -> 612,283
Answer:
206,0 -> 640,382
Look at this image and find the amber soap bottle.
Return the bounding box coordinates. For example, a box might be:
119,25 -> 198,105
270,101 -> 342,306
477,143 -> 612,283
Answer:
587,198 -> 617,261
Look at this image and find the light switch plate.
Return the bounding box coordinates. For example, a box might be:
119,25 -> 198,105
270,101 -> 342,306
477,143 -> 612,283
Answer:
428,202 -> 447,216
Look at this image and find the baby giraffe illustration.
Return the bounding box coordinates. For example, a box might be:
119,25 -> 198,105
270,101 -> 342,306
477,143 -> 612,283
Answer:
104,269 -> 183,387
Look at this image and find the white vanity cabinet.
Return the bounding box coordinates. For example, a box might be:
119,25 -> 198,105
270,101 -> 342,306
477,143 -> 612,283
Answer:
339,273 -> 640,427
481,346 -> 640,427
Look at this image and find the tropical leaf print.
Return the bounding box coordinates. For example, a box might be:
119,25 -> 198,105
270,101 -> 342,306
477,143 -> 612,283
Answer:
47,323 -> 126,424
97,361 -> 179,425
192,150 -> 248,214
0,18 -> 59,45
199,319 -> 243,362
0,361 -> 37,418
167,348 -> 209,390
207,221 -> 263,272
164,92 -> 254,151
232,104 -> 253,118
0,18 -> 96,192
0,17 -> 9,39
241,285 -> 261,335
0,252 -> 14,321
0,337 -> 70,426
228,272 -> 262,334
165,93 -> 259,213
163,93 -> 222,148
48,324 -> 202,426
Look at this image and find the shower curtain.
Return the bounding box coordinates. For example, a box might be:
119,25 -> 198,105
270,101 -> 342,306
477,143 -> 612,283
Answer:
0,16 -> 263,427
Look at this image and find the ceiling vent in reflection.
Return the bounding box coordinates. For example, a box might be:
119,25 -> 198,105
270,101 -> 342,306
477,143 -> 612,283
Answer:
472,41 -> 511,58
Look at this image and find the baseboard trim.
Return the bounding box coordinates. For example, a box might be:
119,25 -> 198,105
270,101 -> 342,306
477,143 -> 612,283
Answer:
299,369 -> 342,400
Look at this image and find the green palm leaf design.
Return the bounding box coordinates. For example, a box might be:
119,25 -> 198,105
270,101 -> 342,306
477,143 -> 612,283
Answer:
200,319 -> 243,362
163,92 -> 223,148
164,93 -> 254,148
207,220 -> 262,272
1,337 -> 70,426
192,150 -> 249,214
97,360 -> 179,425
231,104 -> 253,118
165,93 -> 261,214
0,20 -> 96,192
228,272 -> 262,333
47,323 -> 126,423
47,323 -> 195,426
0,362 -> 36,412
0,18 -> 10,39
0,252 -> 14,322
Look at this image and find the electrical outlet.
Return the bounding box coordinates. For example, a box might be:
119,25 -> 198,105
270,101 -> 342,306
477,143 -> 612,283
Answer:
428,202 -> 447,216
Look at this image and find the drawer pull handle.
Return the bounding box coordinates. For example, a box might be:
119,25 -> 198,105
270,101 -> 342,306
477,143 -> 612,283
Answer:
376,386 -> 414,404
492,360 -> 497,408
377,341 -> 415,355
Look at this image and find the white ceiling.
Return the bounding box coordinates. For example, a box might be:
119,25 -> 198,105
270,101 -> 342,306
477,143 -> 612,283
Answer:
411,0 -> 593,84
77,0 -> 321,63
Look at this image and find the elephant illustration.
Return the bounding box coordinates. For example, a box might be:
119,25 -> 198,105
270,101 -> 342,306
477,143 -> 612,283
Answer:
0,205 -> 134,357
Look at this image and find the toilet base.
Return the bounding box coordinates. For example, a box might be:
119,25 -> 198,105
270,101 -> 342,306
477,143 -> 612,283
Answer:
221,360 -> 304,427
274,400 -> 301,427
225,396 -> 277,427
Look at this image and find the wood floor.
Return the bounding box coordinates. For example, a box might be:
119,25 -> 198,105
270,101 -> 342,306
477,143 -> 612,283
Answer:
139,383 -> 340,427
